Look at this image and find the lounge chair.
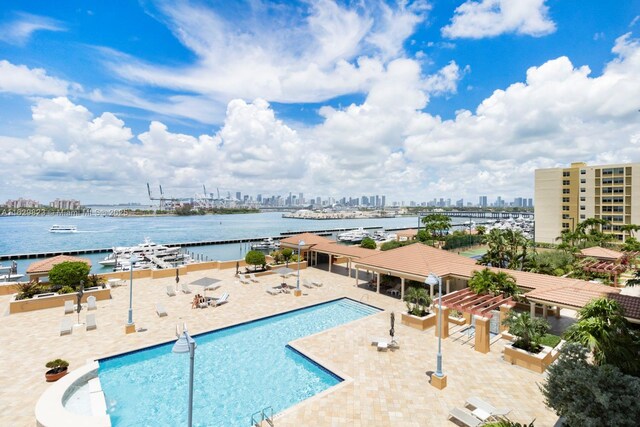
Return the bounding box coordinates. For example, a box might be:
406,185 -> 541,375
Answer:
249,273 -> 259,283
302,279 -> 314,289
181,283 -> 191,294
87,295 -> 97,310
465,396 -> 511,418
266,288 -> 281,295
212,293 -> 229,307
238,274 -> 251,284
60,318 -> 73,336
386,284 -> 401,296
86,313 -> 97,331
448,408 -> 483,427
167,285 -> 176,296
370,337 -> 387,346
64,300 -> 74,314
312,280 -> 323,287
156,303 -> 168,317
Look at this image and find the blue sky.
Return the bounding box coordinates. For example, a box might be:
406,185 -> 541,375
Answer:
0,1 -> 639,204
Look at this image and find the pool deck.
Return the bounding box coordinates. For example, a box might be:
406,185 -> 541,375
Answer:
0,266 -> 558,426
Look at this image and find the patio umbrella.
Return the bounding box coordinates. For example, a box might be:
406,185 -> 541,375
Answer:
76,282 -> 84,325
274,267 -> 295,286
390,312 -> 395,341
190,277 -> 221,296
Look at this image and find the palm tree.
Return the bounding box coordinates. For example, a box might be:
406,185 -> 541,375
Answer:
404,286 -> 432,316
621,224 -> 640,238
421,213 -> 452,244
468,269 -> 521,298
563,298 -> 640,373
502,311 -> 550,352
480,229 -> 507,267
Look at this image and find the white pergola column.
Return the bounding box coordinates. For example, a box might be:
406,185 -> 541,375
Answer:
530,301 -> 536,317
542,304 -> 548,318
400,277 -> 405,300
329,255 -> 333,272
446,278 -> 450,294
376,272 -> 381,293
355,267 -> 359,287
347,259 -> 351,277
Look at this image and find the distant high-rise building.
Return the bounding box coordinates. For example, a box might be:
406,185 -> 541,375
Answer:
381,195 -> 386,207
235,191 -> 241,201
5,198 -> 40,208
316,196 -> 321,205
256,194 -> 262,203
479,196 -> 488,207
298,193 -> 304,205
49,199 -> 81,210
456,198 -> 464,207
528,198 -> 533,208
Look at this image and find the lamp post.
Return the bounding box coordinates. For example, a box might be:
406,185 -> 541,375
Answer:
126,255 -> 138,333
173,326 -> 197,427
296,240 -> 305,292
426,273 -> 444,379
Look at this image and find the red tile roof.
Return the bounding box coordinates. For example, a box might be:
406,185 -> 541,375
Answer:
579,246 -> 624,261
26,255 -> 92,274
607,293 -> 640,321
279,233 -> 334,246
312,242 -> 377,259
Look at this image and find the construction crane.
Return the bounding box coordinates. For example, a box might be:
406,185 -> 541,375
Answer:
146,183 -> 180,210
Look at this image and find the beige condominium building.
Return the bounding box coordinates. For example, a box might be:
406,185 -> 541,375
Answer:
535,162 -> 640,244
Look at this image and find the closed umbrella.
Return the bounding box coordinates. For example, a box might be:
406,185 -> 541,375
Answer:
175,269 -> 180,285
76,282 -> 84,325
390,312 -> 395,343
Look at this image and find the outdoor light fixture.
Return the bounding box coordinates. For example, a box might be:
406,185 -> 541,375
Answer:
296,240 -> 305,291
127,255 -> 139,331
172,325 -> 197,427
426,273 -> 443,379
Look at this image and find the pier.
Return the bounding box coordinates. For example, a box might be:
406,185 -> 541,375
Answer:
0,226 -> 417,261
419,211 -> 533,219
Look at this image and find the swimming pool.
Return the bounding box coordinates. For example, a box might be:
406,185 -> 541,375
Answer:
98,298 -> 380,426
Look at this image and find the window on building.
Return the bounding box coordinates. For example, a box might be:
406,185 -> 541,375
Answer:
562,171 -> 570,177
580,169 -> 586,175
562,222 -> 569,228
562,180 -> 570,185
580,197 -> 586,202
563,189 -> 570,194
562,214 -> 570,219
580,179 -> 586,184
562,197 -> 570,203
580,188 -> 586,193
580,205 -> 585,210
563,206 -> 570,211
580,214 -> 586,219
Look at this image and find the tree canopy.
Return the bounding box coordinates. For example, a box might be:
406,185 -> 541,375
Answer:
421,213 -> 452,242
244,250 -> 266,270
468,268 -> 521,298
360,237 -> 377,249
479,229 -> 530,269
541,343 -> 640,427
48,261 -> 90,290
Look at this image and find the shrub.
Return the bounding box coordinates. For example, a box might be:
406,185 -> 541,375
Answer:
404,286 -> 432,317
48,261 -> 90,291
539,334 -> 562,348
15,280 -> 45,300
86,274 -> 105,288
360,237 -> 377,249
59,286 -> 75,294
380,240 -> 414,251
281,248 -> 293,262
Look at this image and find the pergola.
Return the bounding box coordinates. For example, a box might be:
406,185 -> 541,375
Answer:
437,288 -> 516,353
581,260 -> 627,285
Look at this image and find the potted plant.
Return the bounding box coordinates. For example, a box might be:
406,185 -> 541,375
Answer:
502,311 -> 554,373
401,286 -> 436,330
45,359 -> 69,382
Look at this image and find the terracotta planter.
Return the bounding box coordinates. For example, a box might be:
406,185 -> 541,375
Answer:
45,367 -> 68,382
503,343 -> 554,373
401,312 -> 437,330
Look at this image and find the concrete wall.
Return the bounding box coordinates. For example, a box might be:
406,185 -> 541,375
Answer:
0,283 -> 19,296
9,286 -> 111,314
534,168 -> 564,244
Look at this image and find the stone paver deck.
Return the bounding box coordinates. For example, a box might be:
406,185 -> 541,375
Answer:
0,266 -> 558,426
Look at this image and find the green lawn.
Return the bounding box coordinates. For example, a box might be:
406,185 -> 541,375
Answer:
540,333 -> 562,348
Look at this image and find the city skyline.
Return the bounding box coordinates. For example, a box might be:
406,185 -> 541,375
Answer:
0,2 -> 639,203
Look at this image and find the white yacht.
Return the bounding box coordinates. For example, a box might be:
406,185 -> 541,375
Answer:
337,228 -> 370,243
250,238 -> 280,250
99,238 -> 181,266
49,225 -> 77,233
0,262 -> 22,282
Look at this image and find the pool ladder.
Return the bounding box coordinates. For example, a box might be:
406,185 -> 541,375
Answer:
251,406 -> 274,427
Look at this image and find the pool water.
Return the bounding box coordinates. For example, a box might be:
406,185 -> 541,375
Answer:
98,298 -> 380,426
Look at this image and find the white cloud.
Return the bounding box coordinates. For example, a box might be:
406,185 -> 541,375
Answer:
0,60 -> 77,96
0,12 -> 65,45
442,0 -> 556,39
100,0 -> 430,119
2,34 -> 640,204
